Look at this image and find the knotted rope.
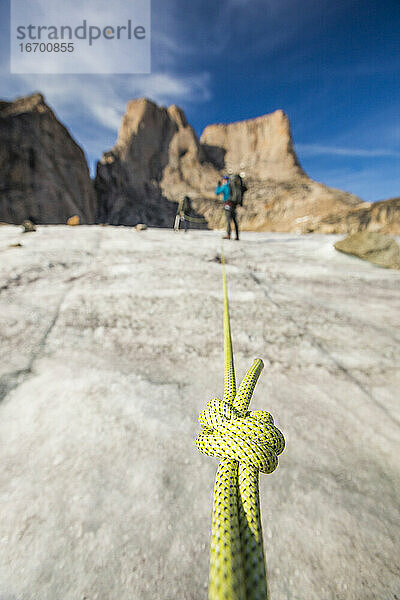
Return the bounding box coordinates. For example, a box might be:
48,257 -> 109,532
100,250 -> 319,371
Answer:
196,247 -> 285,600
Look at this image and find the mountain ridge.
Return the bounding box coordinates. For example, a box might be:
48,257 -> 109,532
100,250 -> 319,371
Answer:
95,96 -> 363,231
1,92 -> 398,234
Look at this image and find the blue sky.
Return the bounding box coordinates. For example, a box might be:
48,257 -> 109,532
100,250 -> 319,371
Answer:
1,0 -> 399,202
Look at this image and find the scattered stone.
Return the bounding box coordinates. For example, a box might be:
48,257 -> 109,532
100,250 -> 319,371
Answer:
22,220 -> 36,233
9,242 -> 23,248
334,231 -> 400,269
208,253 -> 222,263
135,223 -> 148,231
67,215 -> 80,226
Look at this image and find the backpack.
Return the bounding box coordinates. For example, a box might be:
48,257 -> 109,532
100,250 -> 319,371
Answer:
230,174 -> 248,207
183,195 -> 191,214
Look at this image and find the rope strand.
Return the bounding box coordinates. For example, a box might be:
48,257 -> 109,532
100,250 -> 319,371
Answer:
196,242 -> 285,600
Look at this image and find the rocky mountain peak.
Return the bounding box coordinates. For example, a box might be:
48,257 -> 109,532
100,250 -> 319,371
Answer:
167,104 -> 188,128
4,92 -> 396,234
200,108 -> 305,180
95,98 -> 365,229
115,97 -> 167,153
0,92 -> 48,118
0,93 -> 96,224
106,96 -> 206,186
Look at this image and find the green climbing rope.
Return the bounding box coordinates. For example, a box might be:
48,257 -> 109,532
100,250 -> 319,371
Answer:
196,246 -> 285,600
181,212 -> 207,223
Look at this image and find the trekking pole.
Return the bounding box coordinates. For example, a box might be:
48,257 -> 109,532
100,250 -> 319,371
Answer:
196,244 -> 285,600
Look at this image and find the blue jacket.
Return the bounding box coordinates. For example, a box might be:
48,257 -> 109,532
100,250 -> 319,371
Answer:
215,182 -> 231,202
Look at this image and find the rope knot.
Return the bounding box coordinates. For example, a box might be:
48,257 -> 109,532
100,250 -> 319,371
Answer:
197,247 -> 286,599
196,396 -> 285,474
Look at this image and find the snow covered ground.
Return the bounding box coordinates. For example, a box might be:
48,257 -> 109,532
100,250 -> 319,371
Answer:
0,225 -> 399,600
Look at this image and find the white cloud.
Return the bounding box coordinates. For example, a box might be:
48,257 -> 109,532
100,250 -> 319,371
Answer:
3,0 -> 213,133
1,0 -> 213,175
1,70 -> 211,131
302,163 -> 400,203
11,0 -> 151,74
90,103 -> 123,131
296,143 -> 400,159
0,67 -> 211,178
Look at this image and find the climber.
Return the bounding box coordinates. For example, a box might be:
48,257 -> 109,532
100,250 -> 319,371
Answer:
215,175 -> 239,240
174,195 -> 192,232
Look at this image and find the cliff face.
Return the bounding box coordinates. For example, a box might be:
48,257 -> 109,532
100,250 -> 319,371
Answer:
0,93 -> 96,225
95,99 -> 363,231
2,93 -> 397,233
313,197 -> 400,235
95,98 -> 214,227
199,111 -> 363,232
201,109 -> 305,181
